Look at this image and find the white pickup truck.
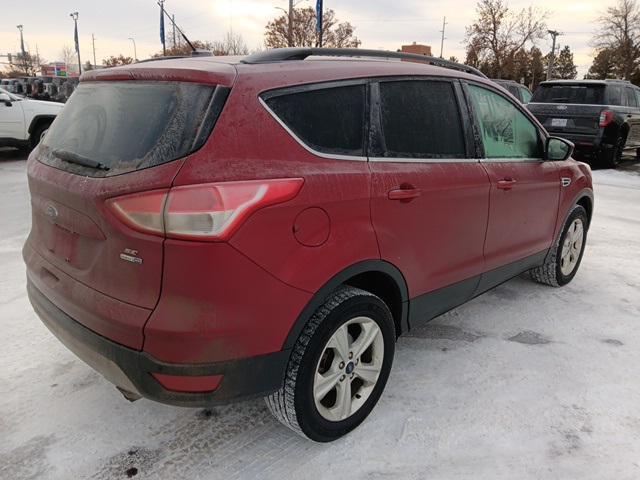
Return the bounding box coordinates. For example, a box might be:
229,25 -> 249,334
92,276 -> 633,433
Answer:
0,87 -> 63,150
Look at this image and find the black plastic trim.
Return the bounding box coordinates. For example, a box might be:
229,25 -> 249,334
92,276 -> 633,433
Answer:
408,250 -> 548,329
28,280 -> 289,407
282,260 -> 410,349
28,114 -> 56,135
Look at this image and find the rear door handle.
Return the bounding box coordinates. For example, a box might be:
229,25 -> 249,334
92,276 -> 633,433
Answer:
497,178 -> 517,190
388,187 -> 421,201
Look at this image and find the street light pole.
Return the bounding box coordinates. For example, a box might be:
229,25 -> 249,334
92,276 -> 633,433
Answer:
70,12 -> 82,75
128,38 -> 138,62
16,24 -> 28,75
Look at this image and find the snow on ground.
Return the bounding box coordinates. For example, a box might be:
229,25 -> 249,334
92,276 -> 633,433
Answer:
1,150 -> 640,480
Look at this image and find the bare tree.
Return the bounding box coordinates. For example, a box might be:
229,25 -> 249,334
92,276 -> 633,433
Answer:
4,52 -> 44,77
593,0 -> 640,80
60,45 -> 77,67
265,7 -> 360,49
212,31 -> 249,56
465,0 -> 548,78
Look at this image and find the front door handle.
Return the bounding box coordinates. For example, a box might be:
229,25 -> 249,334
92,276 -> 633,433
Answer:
497,178 -> 517,190
388,187 -> 421,201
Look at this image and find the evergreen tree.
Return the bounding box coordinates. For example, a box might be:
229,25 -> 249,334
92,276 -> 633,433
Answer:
555,46 -> 577,79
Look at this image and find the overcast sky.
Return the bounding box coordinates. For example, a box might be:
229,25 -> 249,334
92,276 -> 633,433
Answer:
0,0 -> 604,76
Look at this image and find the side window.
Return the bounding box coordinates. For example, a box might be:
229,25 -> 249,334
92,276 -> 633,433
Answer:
624,87 -> 638,107
506,85 -> 521,99
636,89 -> 640,109
264,84 -> 365,156
607,85 -> 623,106
378,80 -> 466,158
520,87 -> 533,104
467,84 -> 542,159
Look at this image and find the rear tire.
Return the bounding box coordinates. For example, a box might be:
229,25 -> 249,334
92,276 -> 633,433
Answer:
266,286 -> 395,442
530,205 -> 588,287
601,134 -> 626,168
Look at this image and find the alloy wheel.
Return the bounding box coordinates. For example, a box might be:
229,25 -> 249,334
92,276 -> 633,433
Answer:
313,316 -> 384,422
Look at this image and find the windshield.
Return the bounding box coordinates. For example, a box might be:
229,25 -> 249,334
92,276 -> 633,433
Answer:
531,84 -> 605,105
39,81 -> 219,177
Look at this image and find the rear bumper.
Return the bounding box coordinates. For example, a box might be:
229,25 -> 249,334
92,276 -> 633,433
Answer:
28,280 -> 289,407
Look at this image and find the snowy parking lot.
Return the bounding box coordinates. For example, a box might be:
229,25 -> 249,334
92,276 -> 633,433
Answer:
1,148 -> 640,480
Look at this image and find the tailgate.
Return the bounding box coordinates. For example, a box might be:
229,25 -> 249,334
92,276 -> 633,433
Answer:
24,68 -> 235,348
527,103 -> 602,136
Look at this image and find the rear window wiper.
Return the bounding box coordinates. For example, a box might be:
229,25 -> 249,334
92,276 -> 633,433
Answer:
52,149 -> 110,171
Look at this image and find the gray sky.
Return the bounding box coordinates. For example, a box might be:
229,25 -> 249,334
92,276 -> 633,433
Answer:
0,0 -> 602,75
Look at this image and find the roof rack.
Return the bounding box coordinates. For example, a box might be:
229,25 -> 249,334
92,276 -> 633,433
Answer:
241,48 -> 487,78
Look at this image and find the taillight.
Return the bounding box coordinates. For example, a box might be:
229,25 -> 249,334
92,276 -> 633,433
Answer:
106,189 -> 168,235
107,179 -> 303,241
599,110 -> 614,127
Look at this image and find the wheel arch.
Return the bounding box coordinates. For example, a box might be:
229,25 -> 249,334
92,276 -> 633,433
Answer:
282,260 -> 409,350
28,115 -> 56,136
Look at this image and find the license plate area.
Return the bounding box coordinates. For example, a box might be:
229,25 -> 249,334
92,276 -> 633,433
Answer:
551,118 -> 568,128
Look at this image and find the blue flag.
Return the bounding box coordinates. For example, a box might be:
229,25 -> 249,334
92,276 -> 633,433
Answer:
160,5 -> 166,46
316,0 -> 323,33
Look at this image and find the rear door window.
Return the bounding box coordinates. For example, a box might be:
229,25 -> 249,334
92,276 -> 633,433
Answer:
264,84 -> 366,156
531,84 -> 605,104
624,87 -> 638,107
607,85 -> 623,105
378,80 -> 466,158
519,87 -> 532,104
468,84 -> 542,159
40,82 -> 224,177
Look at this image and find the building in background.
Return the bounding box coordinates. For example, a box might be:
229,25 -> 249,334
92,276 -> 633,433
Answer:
40,62 -> 80,77
401,42 -> 432,57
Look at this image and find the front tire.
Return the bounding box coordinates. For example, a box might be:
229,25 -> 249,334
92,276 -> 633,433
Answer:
266,286 -> 395,442
530,205 -> 588,287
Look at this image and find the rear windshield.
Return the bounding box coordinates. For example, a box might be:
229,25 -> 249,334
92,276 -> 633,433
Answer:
531,84 -> 605,105
39,81 -> 222,177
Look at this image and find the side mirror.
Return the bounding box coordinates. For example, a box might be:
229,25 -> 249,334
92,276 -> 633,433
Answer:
0,93 -> 12,107
546,136 -> 574,161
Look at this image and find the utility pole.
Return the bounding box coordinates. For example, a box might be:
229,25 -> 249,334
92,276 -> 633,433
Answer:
35,44 -> 40,70
288,0 -> 294,47
546,30 -> 561,80
92,34 -> 97,68
70,12 -> 82,75
439,16 -> 447,58
172,14 -> 177,48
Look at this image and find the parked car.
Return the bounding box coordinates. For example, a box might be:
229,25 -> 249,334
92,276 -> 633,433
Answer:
0,87 -> 63,150
492,79 -> 533,104
23,48 -> 594,442
528,79 -> 640,167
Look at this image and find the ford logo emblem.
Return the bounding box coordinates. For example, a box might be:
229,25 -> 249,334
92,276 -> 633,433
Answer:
45,204 -> 58,220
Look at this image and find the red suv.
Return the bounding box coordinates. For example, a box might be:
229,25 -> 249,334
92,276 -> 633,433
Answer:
23,48 -> 593,442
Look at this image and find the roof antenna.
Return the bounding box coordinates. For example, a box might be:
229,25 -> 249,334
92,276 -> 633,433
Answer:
156,1 -> 211,56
